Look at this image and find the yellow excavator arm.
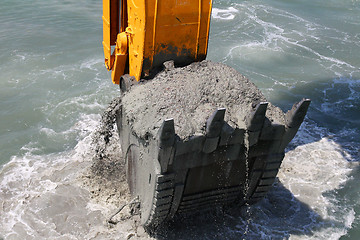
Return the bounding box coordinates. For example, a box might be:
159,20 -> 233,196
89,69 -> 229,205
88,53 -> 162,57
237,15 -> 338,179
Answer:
102,0 -> 213,84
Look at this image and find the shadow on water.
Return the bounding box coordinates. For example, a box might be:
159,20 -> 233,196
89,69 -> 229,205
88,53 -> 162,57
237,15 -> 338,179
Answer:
153,181 -> 332,240
273,76 -> 360,160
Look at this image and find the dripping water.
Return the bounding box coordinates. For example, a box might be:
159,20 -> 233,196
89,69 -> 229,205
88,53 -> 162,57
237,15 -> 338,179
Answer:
242,134 -> 251,239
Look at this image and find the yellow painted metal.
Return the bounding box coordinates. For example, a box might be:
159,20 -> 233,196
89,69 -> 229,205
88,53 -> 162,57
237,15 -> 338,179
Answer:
102,0 -> 111,69
130,0 -> 213,80
102,0 -> 120,70
103,0 -> 213,83
126,0 -> 146,81
111,32 -> 128,84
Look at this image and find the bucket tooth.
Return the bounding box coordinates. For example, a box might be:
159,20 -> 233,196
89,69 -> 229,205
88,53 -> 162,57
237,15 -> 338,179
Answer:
246,102 -> 268,131
285,99 -> 311,128
202,108 -> 226,153
280,99 -> 311,150
245,102 -> 268,146
206,108 -> 226,137
157,119 -> 176,173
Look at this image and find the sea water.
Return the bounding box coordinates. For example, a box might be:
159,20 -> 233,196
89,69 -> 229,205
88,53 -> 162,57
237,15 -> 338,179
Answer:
0,0 -> 359,239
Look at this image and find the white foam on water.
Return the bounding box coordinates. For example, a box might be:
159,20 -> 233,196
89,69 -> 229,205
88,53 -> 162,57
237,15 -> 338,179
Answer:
80,58 -> 104,71
212,7 -> 239,20
277,129 -> 358,239
0,113 -> 104,239
0,107 -> 141,239
280,138 -> 352,215
217,2 -> 360,81
0,52 -> 119,237
10,50 -> 54,64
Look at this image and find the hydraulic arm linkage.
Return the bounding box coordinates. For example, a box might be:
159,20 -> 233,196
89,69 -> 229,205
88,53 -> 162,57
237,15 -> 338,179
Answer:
102,0 -> 213,84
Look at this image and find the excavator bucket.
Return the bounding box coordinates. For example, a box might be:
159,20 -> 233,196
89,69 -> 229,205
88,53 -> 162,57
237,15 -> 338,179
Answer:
102,0 -> 311,233
103,0 -> 213,82
116,73 -> 311,229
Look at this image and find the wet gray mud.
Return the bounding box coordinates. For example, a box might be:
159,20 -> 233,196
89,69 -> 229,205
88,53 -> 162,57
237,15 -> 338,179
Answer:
86,98 -> 126,206
122,60 -> 284,140
84,61 -> 332,239
80,98 -> 153,239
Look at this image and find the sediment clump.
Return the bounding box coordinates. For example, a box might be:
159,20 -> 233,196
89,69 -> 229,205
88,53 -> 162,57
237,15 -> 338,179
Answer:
80,98 -> 153,239
83,98 -> 129,206
122,60 -> 285,140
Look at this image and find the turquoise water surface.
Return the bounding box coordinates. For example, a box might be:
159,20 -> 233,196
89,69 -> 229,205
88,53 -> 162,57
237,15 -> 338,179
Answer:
0,0 -> 359,239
